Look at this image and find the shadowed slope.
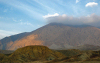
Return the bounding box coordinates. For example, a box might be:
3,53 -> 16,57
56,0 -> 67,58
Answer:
0,50 -> 14,54
0,53 -> 6,62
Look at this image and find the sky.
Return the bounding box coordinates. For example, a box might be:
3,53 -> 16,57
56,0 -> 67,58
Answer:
0,0 -> 100,39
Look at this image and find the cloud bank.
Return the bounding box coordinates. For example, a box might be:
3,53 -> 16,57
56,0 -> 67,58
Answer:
85,2 -> 98,7
44,13 -> 100,27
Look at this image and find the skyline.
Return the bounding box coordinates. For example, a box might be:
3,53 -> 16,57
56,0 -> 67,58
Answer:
0,0 -> 100,39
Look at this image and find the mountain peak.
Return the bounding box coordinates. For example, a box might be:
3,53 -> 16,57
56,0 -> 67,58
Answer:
1,23 -> 100,50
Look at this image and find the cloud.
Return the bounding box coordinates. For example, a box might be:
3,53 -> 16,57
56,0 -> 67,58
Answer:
85,2 -> 98,7
43,13 -> 59,19
0,30 -> 19,39
19,21 -> 34,27
76,0 -> 80,3
44,13 -> 100,27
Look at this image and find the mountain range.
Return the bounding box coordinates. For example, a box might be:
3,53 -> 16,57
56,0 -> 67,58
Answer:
1,23 -> 100,50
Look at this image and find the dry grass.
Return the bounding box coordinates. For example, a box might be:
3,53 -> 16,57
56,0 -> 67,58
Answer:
1,46 -> 100,63
1,45 -> 65,63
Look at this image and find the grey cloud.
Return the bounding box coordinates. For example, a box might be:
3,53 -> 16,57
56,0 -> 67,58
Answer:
46,13 -> 100,27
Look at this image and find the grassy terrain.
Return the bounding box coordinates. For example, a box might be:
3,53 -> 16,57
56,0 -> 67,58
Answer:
0,50 -> 14,54
0,45 -> 66,63
56,49 -> 82,57
1,45 -> 100,63
46,60 -> 100,63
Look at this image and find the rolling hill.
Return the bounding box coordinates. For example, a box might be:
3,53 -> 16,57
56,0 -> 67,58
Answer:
1,45 -> 100,63
0,45 -> 65,63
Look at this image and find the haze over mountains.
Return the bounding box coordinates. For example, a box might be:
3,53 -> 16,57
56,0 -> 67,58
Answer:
1,23 -> 100,50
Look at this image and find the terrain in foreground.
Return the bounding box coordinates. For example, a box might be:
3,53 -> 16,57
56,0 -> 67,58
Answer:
0,45 -> 100,63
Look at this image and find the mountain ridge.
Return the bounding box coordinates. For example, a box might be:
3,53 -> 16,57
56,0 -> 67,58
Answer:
1,23 -> 100,50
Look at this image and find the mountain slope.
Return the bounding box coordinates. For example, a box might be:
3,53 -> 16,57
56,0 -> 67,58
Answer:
0,32 -> 29,50
32,23 -> 100,47
73,44 -> 100,51
1,23 -> 100,50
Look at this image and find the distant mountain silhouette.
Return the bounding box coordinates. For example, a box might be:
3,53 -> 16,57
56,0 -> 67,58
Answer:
1,23 -> 100,50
